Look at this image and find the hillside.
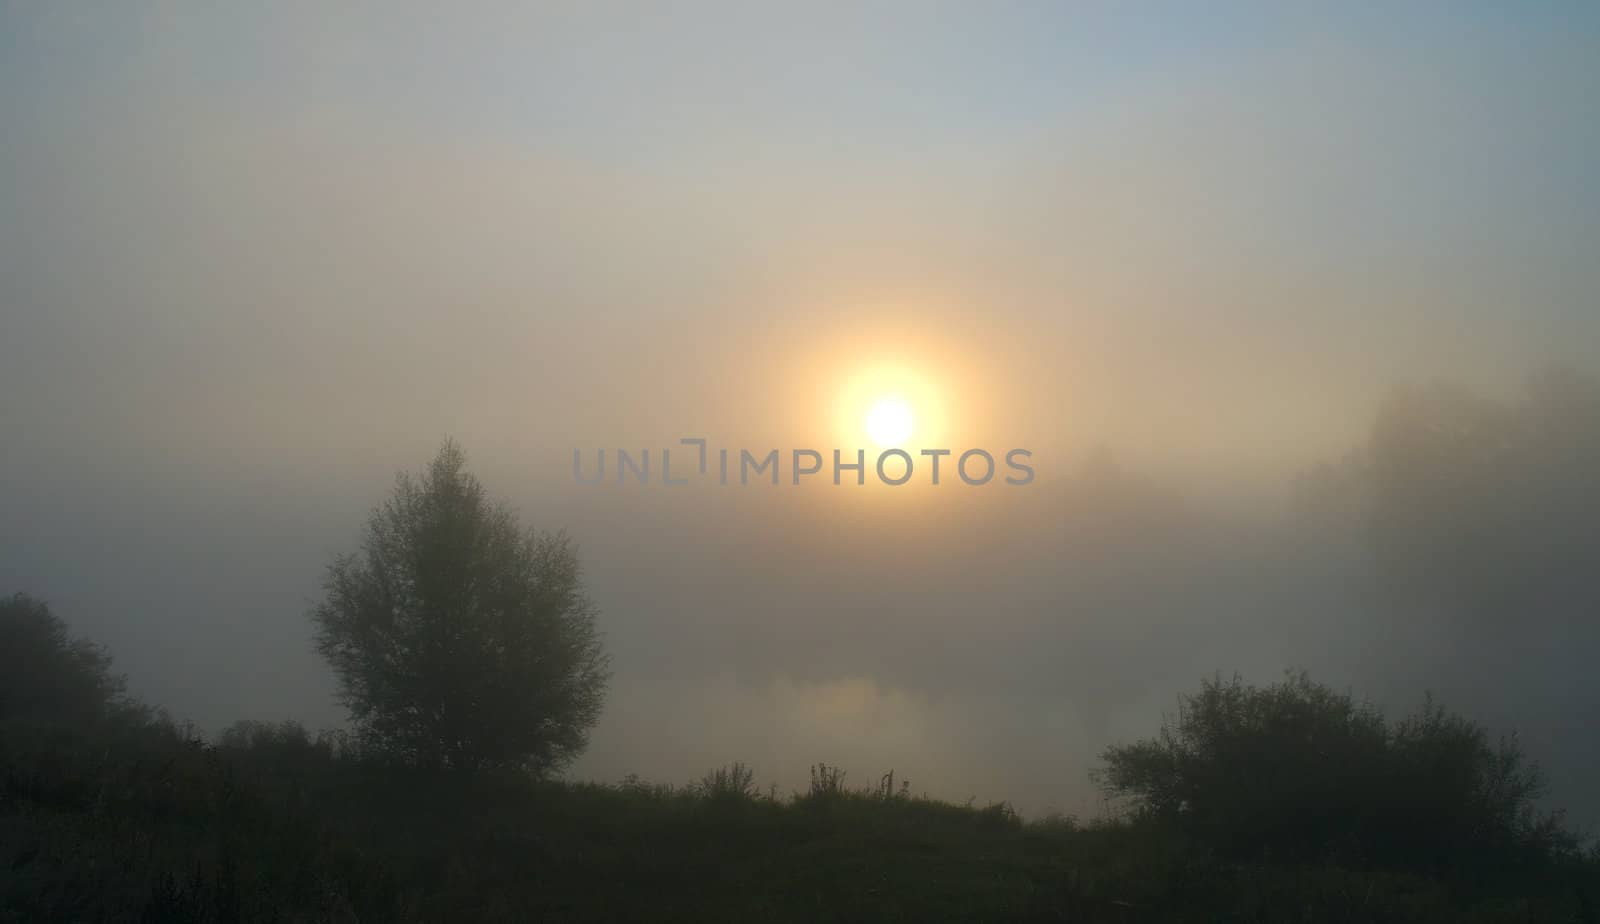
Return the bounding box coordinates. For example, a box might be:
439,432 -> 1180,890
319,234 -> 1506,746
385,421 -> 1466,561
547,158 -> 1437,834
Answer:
4,721 -> 1597,923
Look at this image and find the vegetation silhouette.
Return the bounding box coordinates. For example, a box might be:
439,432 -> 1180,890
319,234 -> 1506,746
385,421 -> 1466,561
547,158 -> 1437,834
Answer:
1,593 -> 140,730
311,440 -> 609,775
1097,671 -> 1575,872
1369,366 -> 1600,625
1295,365 -> 1600,824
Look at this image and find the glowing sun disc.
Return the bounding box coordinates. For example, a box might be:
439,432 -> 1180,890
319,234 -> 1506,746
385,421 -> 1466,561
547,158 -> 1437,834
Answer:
865,397 -> 915,447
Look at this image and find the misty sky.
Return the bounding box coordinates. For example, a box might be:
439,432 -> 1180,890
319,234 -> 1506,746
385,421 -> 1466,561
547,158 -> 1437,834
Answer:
3,4 -> 1599,818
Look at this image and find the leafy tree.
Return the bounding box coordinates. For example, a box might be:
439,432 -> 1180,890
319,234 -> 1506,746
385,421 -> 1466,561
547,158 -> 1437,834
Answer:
0,593 -> 135,728
1097,672 -> 1575,871
312,441 -> 609,774
1368,367 -> 1600,623
1294,368 -> 1600,825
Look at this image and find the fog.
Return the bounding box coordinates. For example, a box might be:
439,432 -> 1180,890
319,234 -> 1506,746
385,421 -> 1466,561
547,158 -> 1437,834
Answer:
3,5 -> 1598,822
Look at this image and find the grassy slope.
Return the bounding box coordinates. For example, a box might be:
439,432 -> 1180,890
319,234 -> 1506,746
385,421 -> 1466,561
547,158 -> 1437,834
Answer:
3,731 -> 1596,923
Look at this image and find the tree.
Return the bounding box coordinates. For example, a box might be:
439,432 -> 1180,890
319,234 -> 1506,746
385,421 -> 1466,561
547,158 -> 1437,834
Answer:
312,441 -> 609,774
1295,367 -> 1600,828
0,593 -> 133,728
1368,367 -> 1600,625
1097,672 -> 1574,871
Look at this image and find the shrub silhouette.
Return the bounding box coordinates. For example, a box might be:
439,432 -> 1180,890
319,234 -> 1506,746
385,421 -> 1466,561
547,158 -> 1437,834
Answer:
311,440 -> 609,774
1097,671 -> 1575,871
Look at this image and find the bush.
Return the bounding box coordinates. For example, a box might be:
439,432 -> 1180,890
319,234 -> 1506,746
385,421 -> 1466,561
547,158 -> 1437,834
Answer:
1097,672 -> 1576,872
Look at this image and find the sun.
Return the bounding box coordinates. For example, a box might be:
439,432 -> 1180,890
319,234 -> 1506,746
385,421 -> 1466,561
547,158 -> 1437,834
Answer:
831,355 -> 948,452
864,396 -> 915,447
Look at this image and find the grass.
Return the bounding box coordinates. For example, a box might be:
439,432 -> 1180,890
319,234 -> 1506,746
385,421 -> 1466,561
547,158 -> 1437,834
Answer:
3,727 -> 1598,923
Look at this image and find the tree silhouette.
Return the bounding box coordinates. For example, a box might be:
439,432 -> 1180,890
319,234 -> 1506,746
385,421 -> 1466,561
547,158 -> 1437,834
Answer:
1368,366 -> 1600,625
312,441 -> 609,774
0,593 -> 134,728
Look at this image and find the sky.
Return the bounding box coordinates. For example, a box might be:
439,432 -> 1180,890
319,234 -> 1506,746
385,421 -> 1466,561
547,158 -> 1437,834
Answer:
3,3 -> 1598,818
